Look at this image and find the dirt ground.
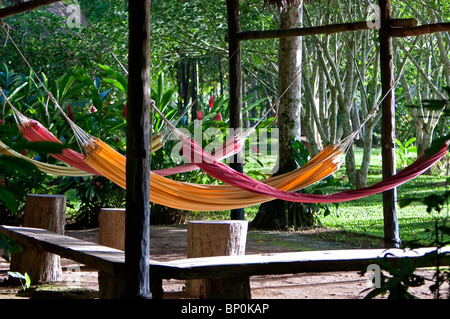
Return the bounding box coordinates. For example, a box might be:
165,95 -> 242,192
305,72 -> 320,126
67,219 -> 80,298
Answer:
0,225 -> 447,300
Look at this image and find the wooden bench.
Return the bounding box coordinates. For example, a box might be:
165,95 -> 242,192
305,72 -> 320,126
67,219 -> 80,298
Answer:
1,225 -> 449,299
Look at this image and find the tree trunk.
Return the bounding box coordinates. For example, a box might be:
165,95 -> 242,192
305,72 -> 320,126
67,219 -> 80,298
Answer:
252,1 -> 304,230
10,194 -> 66,283
177,58 -> 187,117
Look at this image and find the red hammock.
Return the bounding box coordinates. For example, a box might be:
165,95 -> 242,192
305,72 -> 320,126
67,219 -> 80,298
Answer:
180,136 -> 449,203
18,119 -> 102,176
154,134 -> 244,176
17,113 -> 449,204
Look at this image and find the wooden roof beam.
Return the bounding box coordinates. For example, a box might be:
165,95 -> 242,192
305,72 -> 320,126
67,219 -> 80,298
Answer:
0,0 -> 61,19
231,18 -> 418,41
391,22 -> 450,37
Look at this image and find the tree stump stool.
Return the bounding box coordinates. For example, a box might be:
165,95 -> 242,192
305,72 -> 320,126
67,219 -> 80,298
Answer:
98,208 -> 125,251
10,194 -> 66,283
186,220 -> 251,299
97,208 -> 126,298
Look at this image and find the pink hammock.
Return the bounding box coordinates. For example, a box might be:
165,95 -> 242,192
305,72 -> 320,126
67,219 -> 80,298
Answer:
18,118 -> 102,176
18,116 -> 245,178
15,107 -> 449,204
180,136 -> 449,203
154,134 -> 245,176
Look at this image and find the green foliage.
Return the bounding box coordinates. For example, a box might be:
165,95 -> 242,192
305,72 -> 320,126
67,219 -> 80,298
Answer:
290,138 -> 309,168
0,62 -> 129,227
7,271 -> 31,291
395,137 -> 417,168
151,72 -> 177,133
362,259 -> 426,299
0,232 -> 22,262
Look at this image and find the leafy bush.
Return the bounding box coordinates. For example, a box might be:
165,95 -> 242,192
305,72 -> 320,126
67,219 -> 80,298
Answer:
0,63 -> 128,227
395,137 -> 417,168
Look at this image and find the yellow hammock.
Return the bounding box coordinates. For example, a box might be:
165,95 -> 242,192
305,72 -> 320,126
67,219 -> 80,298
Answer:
83,137 -> 344,211
0,139 -> 94,177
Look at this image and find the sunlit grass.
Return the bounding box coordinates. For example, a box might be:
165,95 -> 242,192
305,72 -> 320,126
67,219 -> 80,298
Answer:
209,146 -> 450,246
317,147 -> 450,245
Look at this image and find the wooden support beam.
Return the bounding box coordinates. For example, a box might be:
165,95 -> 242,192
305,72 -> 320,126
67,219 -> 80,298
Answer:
226,0 -> 245,220
0,0 -> 61,18
125,0 -> 152,299
379,0 -> 400,249
392,22 -> 450,37
231,18 -> 417,41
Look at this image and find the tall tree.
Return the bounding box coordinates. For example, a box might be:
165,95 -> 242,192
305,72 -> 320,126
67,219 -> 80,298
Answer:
252,0 -> 305,229
395,2 -> 450,159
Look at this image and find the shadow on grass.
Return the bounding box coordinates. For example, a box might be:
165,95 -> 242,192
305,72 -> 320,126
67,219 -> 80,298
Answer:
316,218 -> 450,249
248,227 -> 385,251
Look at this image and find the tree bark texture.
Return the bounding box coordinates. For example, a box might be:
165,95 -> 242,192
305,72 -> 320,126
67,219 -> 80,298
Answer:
10,194 -> 66,283
277,2 -> 303,175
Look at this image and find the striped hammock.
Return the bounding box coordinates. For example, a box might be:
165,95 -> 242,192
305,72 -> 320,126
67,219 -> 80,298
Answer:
82,132 -> 448,211
0,139 -> 94,177
7,100 -> 448,211
83,137 -> 344,211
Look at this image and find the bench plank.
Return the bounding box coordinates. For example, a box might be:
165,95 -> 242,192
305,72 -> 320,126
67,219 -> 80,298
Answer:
156,247 -> 450,279
0,225 -> 128,276
2,225 -> 449,281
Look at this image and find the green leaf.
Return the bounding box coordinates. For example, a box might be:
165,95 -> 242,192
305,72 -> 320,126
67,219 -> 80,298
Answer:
0,186 -> 18,213
12,141 -> 66,154
24,273 -> 31,289
7,271 -> 31,290
103,78 -> 126,93
242,97 -> 268,114
7,82 -> 28,101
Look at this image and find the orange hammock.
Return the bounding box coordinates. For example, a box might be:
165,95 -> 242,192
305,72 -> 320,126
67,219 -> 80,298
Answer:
7,103 -> 345,210
83,136 -> 343,211
9,99 -> 446,212
5,89 -> 446,211
82,132 -> 448,211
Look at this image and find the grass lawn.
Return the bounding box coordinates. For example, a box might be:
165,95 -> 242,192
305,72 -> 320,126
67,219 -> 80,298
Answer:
220,146 -> 450,247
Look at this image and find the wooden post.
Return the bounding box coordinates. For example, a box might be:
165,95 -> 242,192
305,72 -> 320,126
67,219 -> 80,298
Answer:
226,0 -> 245,221
124,0 -> 152,299
379,0 -> 400,248
186,220 -> 251,299
98,208 -> 125,251
10,194 -> 66,283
